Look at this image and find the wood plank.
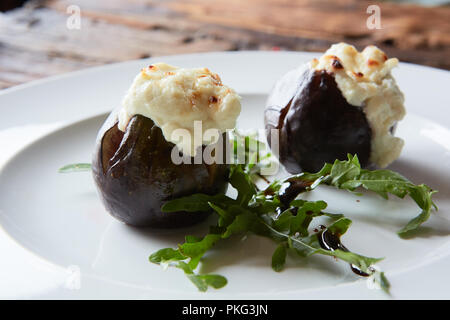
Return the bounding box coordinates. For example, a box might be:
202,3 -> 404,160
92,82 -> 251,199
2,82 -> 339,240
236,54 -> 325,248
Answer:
0,8 -> 235,61
0,2 -> 236,89
0,0 -> 448,89
47,0 -> 450,66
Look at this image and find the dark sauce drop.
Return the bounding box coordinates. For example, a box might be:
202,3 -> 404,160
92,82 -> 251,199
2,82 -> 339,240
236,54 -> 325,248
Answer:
350,265 -> 370,277
266,177 -> 371,277
279,179 -> 313,207
319,229 -> 347,251
275,178 -> 313,217
267,178 -> 370,277
318,229 -> 370,277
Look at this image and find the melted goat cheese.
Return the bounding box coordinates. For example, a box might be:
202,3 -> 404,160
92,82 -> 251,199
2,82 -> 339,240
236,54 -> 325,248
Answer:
118,63 -> 241,156
311,43 -> 406,168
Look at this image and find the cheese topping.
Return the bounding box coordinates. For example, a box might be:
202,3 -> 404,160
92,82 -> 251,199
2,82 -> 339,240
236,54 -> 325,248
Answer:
311,43 -> 406,168
118,63 -> 241,156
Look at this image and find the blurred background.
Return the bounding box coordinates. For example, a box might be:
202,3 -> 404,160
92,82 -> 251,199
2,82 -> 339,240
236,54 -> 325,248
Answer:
0,0 -> 448,89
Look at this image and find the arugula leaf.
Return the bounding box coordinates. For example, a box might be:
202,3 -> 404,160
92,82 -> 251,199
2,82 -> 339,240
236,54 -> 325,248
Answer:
221,209 -> 256,238
300,155 -> 438,237
191,274 -> 227,290
149,246 -> 227,292
398,185 -> 436,236
149,248 -> 186,264
271,243 -> 287,272
230,129 -> 274,180
149,233 -> 225,292
179,234 -> 222,261
161,193 -> 235,213
63,133 -> 435,293
268,155 -> 437,236
152,197 -> 385,291
208,202 -> 234,226
229,164 -> 257,205
289,200 -> 327,236
177,262 -> 227,292
270,200 -> 327,236
58,163 -> 91,173
149,136 -> 436,293
377,271 -> 391,294
339,167 -> 437,237
150,201 -> 259,292
256,216 -> 383,275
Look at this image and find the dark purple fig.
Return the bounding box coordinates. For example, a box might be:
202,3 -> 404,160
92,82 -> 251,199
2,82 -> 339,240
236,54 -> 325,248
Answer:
265,67 -> 372,173
92,111 -> 229,228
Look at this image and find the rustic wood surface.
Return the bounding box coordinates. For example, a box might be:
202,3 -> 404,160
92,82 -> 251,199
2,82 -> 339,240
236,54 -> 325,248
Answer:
0,0 -> 448,89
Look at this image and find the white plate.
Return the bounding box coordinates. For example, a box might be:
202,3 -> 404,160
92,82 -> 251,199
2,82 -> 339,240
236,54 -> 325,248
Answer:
0,52 -> 449,299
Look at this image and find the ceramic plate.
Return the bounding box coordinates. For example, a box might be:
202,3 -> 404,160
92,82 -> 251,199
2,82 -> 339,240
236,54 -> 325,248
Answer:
0,52 -> 449,299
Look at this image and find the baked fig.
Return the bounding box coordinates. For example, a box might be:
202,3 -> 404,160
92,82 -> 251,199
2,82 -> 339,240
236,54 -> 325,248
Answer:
92,112 -> 229,228
92,63 -> 241,228
265,43 -> 406,173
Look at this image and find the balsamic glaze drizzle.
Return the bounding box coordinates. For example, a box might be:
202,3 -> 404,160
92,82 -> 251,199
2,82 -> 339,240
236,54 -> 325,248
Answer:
318,229 -> 370,277
275,178 -> 313,217
266,178 -> 371,277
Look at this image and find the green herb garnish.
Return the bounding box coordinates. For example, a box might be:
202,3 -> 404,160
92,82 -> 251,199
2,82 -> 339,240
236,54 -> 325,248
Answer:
272,154 -> 438,237
58,163 -> 92,173
150,134 -> 437,293
151,161 -> 390,292
58,133 -> 436,294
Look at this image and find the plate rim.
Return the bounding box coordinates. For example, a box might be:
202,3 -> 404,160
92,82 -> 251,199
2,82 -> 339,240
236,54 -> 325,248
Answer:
0,50 -> 449,299
1,50 -> 449,98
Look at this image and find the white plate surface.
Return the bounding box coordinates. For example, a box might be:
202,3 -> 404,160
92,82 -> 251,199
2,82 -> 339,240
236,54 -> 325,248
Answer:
0,51 -> 449,299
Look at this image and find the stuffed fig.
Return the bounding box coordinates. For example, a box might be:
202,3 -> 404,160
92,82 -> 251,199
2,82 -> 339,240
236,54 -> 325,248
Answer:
265,43 -> 406,173
92,63 -> 241,227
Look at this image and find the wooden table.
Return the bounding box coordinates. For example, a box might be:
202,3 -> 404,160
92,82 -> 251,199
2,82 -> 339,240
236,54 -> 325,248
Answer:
0,0 -> 449,89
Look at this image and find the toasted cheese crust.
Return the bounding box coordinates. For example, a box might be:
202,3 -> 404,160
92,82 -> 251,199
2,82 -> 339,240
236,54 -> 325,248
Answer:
118,63 -> 241,156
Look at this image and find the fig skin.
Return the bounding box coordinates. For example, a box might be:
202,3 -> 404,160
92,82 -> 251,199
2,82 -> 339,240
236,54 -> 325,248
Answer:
92,111 -> 229,228
265,66 -> 372,173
